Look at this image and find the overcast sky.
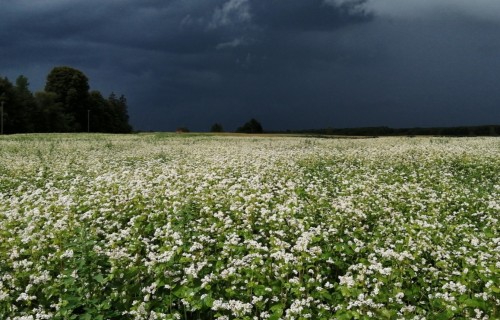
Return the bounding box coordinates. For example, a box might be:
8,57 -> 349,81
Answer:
1,0 -> 500,131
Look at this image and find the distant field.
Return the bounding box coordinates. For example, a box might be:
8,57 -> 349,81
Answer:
0,134 -> 498,319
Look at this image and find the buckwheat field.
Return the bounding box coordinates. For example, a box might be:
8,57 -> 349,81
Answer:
0,134 -> 498,320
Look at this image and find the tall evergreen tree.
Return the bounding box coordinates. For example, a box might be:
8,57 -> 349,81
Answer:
88,90 -> 110,132
0,76 -> 16,134
13,75 -> 36,132
107,93 -> 132,133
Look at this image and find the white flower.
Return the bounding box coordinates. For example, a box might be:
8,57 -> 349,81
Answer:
339,275 -> 355,288
60,249 -> 74,259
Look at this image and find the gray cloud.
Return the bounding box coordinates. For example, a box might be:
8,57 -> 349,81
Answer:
365,0 -> 500,22
1,0 -> 499,131
209,0 -> 251,29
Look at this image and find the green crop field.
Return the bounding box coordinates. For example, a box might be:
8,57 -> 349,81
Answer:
0,134 -> 498,319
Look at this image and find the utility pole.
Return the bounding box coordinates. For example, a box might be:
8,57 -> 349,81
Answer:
1,100 -> 4,135
0,93 -> 5,135
87,109 -> 90,133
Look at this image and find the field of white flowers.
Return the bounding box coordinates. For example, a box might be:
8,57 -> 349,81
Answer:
0,133 -> 499,320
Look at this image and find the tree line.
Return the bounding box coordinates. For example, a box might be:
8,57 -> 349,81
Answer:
281,125 -> 500,137
205,118 -> 264,133
0,66 -> 132,134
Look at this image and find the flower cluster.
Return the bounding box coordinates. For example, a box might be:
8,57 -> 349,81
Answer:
0,134 -> 498,319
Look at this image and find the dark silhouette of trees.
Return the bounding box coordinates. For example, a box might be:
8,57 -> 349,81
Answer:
33,91 -> 73,132
286,125 -> 500,136
88,90 -> 111,133
0,77 -> 15,134
0,66 -> 133,133
236,118 -> 263,133
0,76 -> 37,133
13,76 -> 37,132
45,66 -> 89,131
210,123 -> 224,132
107,93 -> 132,133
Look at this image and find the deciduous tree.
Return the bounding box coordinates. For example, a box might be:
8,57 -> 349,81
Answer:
236,118 -> 263,133
45,66 -> 90,131
210,123 -> 224,132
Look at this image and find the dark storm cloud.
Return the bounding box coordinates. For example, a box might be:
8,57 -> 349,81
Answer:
1,0 -> 499,131
251,0 -> 370,31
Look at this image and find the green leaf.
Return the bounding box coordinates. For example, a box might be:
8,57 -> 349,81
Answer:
63,277 -> 75,286
93,274 -> 106,284
379,309 -> 395,319
270,303 -> 284,317
490,286 -> 500,293
173,286 -> 187,298
434,309 -> 455,320
463,298 -> 485,308
335,311 -> 355,320
203,296 -> 214,308
253,285 -> 266,296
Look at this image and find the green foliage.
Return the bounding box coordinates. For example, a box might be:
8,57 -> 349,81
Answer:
106,93 -> 133,133
210,123 -> 224,133
236,118 -> 263,133
45,67 -> 89,98
45,66 -> 90,131
289,125 -> 500,137
34,91 -> 77,132
0,67 -> 132,133
0,135 -> 498,319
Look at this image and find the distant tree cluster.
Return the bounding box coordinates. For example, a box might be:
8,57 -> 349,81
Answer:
210,123 -> 224,132
207,119 -> 263,134
0,66 -> 132,134
236,118 -> 263,133
285,125 -> 500,137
